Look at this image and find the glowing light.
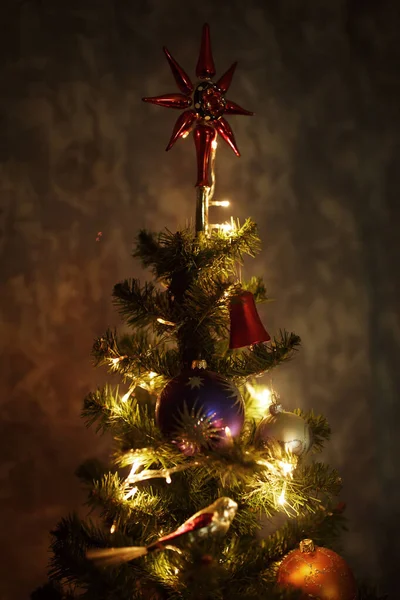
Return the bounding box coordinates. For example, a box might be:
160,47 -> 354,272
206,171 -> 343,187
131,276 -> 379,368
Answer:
111,357 -> 122,365
224,426 -> 232,440
121,458 -> 201,489
174,567 -> 180,574
156,317 -> 176,326
127,460 -> 142,482
121,390 -> 132,403
278,482 -> 287,506
139,371 -> 158,391
211,139 -> 218,150
211,199 -> 230,207
220,222 -> 233,233
247,383 -> 272,410
124,459 -> 142,499
279,460 -> 294,477
125,486 -> 138,499
182,131 -> 189,139
110,522 -> 117,534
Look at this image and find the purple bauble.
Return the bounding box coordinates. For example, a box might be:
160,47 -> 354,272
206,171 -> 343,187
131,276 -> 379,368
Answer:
155,369 -> 245,450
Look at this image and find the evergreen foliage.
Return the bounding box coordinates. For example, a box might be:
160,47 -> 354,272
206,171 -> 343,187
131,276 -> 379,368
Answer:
33,221 -> 386,599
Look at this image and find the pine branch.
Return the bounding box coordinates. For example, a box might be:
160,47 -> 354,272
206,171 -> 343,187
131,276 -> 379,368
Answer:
82,385 -> 163,449
133,221 -> 261,292
91,329 -> 180,381
294,409 -> 331,453
182,277 -> 231,333
241,276 -> 269,303
244,460 -> 342,519
113,279 -> 173,327
89,473 -> 169,539
195,219 -> 261,272
134,229 -> 193,280
48,514 -> 157,600
30,581 -> 76,600
48,514 -> 108,585
212,331 -> 301,380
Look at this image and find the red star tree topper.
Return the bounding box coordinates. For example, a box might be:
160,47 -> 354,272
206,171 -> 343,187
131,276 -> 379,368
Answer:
143,23 -> 253,187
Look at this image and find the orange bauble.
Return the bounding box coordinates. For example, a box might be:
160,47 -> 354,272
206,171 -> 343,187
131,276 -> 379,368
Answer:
277,539 -> 357,600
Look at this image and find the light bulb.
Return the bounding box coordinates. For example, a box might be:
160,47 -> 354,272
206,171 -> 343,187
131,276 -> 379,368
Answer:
278,482 -> 287,506
124,486 -> 138,500
247,383 -> 272,410
157,317 -> 175,326
121,390 -> 131,403
279,460 -> 294,477
224,426 -> 232,439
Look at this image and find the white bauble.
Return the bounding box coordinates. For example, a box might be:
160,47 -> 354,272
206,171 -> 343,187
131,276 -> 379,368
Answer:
255,404 -> 311,456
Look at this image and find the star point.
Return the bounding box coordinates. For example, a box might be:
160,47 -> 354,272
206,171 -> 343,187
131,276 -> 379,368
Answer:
142,24 -> 253,187
187,376 -> 204,390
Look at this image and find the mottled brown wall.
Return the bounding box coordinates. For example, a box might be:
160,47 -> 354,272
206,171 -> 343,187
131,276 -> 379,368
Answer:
1,1 -> 399,598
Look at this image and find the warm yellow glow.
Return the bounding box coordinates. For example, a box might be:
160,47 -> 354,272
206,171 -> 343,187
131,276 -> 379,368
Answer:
125,486 -> 138,499
174,567 -> 180,574
209,219 -> 236,235
182,131 -> 189,139
124,459 -> 141,498
109,356 -> 127,369
124,459 -> 142,499
211,199 -> 230,207
279,460 -> 295,477
220,222 -> 233,233
247,383 -> 272,410
121,390 -> 132,403
121,458 -> 202,490
156,317 -> 176,326
278,482 -> 287,506
127,459 -> 142,482
149,371 -> 157,380
211,139 -> 218,150
110,523 -> 117,534
224,426 -> 232,440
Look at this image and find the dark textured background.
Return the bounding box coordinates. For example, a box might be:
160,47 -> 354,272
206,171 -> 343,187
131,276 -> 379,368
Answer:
0,1 -> 399,598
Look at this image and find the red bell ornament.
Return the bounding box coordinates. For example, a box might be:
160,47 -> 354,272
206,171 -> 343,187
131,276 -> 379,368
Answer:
229,291 -> 271,349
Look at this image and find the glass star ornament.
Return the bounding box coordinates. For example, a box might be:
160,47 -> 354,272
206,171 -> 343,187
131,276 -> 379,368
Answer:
143,23 -> 253,187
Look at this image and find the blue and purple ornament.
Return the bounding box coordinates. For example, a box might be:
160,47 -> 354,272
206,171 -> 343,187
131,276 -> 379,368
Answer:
155,367 -> 245,453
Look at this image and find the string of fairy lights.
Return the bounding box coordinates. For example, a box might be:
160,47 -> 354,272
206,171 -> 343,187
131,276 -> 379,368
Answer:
106,170 -> 293,533
106,382 -> 297,535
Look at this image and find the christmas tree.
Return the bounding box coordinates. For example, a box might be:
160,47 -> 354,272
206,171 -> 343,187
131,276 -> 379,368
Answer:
33,24 -> 387,600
